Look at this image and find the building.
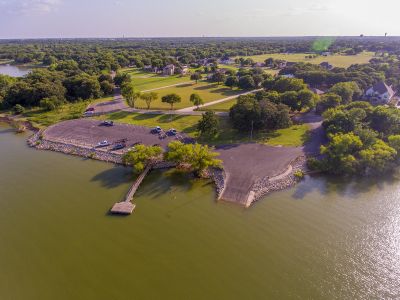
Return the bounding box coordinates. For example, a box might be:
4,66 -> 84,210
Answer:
180,65 -> 189,75
277,61 -> 287,69
163,64 -> 175,76
320,62 -> 334,70
365,81 -> 396,104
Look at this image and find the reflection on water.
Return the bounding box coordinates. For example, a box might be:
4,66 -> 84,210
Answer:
0,124 -> 399,299
0,64 -> 32,77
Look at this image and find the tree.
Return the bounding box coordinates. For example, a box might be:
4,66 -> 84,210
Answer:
358,140 -> 397,174
320,132 -> 363,175
272,77 -> 307,93
297,89 -> 318,110
225,76 -> 238,89
162,93 -> 181,110
39,96 -> 63,111
114,72 -> 131,86
164,141 -> 222,176
121,82 -> 141,108
329,81 -> 362,103
190,93 -> 204,109
238,75 -> 256,90
190,72 -> 202,83
212,72 -> 226,85
13,104 -> 25,115
280,91 -> 300,111
100,80 -> 114,96
140,92 -> 158,109
316,93 -> 342,113
197,111 -> 220,137
122,144 -> 163,173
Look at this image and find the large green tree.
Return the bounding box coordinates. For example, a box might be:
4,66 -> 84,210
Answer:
162,93 -> 181,110
164,141 -> 222,176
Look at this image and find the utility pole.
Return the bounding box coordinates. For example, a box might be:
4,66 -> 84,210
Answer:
250,120 -> 254,141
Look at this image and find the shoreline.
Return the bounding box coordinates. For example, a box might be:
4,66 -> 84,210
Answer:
27,128 -> 307,206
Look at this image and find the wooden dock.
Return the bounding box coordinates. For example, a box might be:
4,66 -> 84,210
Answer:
110,164 -> 152,215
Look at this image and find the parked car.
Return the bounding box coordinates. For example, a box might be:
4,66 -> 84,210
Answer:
83,111 -> 94,116
112,143 -> 126,151
97,140 -> 110,147
151,126 -> 162,134
167,128 -> 177,136
85,107 -> 95,112
100,121 -> 114,126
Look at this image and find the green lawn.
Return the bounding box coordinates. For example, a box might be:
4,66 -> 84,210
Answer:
199,99 -> 237,112
19,96 -> 113,128
97,111 -> 310,147
239,52 -> 375,68
134,81 -> 243,110
121,68 -> 192,91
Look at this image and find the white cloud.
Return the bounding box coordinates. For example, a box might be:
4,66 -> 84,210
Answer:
1,0 -> 61,15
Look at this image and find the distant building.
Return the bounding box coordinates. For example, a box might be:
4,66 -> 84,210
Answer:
180,65 -> 189,75
282,74 -> 295,79
365,81 -> 396,104
163,64 -> 175,76
277,61 -> 287,69
321,52 -> 332,56
254,62 -> 265,68
320,62 -> 334,70
143,65 -> 158,73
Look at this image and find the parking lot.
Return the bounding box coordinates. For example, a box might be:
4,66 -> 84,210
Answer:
43,119 -> 190,153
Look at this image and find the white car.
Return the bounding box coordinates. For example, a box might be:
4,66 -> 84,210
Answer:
97,140 -> 110,147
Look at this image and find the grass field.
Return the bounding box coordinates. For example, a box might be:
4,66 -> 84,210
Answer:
19,97 -> 113,128
134,81 -> 243,110
200,99 -> 237,112
121,68 -> 192,91
97,111 -> 309,147
239,52 -> 375,68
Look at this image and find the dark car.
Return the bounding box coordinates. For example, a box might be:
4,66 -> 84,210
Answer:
167,128 -> 177,136
85,107 -> 95,112
112,143 -> 126,151
151,126 -> 162,134
100,121 -> 114,127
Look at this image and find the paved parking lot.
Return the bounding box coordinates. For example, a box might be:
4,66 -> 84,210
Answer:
43,119 -> 189,152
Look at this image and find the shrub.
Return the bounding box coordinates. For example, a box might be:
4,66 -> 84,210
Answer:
13,104 -> 25,115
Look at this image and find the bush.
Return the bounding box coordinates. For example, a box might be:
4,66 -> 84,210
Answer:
39,96 -> 63,111
13,104 -> 25,115
294,170 -> 305,179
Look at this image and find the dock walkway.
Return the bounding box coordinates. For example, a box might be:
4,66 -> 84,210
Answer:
110,164 -> 152,215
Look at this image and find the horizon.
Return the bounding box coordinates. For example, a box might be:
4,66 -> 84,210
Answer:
1,0 -> 399,39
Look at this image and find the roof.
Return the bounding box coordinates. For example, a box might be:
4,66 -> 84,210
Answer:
371,81 -> 395,97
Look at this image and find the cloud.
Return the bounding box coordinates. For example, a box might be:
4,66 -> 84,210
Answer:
0,0 -> 61,15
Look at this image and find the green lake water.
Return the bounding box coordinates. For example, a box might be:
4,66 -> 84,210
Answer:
0,124 -> 399,299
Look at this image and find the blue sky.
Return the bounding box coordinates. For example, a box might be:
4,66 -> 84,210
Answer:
0,0 -> 399,38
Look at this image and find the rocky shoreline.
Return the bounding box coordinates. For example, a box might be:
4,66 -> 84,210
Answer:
27,129 -> 307,208
250,155 -> 307,205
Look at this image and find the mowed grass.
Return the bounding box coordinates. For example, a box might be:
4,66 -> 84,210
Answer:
19,96 -> 113,128
134,81 -> 243,110
239,52 -> 375,68
199,99 -> 237,112
121,68 -> 192,91
97,111 -> 310,147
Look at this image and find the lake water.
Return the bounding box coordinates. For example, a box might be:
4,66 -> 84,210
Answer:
1,124 -> 400,299
0,64 -> 32,77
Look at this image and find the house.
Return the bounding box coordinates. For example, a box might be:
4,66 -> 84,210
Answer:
320,62 -> 333,70
322,52 -> 332,56
277,60 -> 287,69
254,62 -> 265,68
365,81 -> 396,104
219,58 -> 234,65
180,65 -> 189,75
163,64 -> 175,76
